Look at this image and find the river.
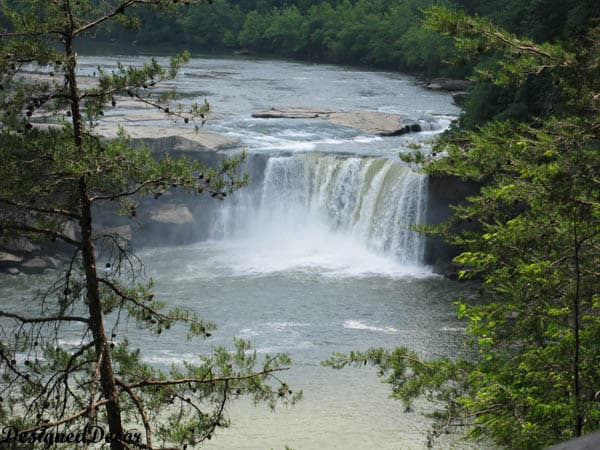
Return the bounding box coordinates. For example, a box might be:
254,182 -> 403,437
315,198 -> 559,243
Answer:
2,55 -> 476,449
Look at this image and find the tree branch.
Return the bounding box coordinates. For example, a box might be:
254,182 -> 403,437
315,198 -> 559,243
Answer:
20,399 -> 110,434
98,277 -> 170,323
123,368 -> 289,391
73,1 -> 166,37
1,222 -> 81,247
115,377 -> 153,449
0,310 -> 89,324
0,198 -> 80,220
90,177 -> 167,202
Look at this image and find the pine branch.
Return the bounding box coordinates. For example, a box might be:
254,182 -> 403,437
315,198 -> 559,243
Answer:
98,278 -> 170,322
73,0 -> 183,37
0,310 -> 89,324
115,378 -> 153,449
20,399 -> 110,434
124,368 -> 289,390
0,197 -> 80,220
1,222 -> 81,247
90,177 -> 168,202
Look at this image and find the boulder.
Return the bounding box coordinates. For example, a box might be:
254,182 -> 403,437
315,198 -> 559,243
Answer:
148,204 -> 194,225
6,267 -> 20,276
137,204 -> 197,245
95,225 -> 133,251
21,257 -> 49,274
329,111 -> 421,136
546,430 -> 600,450
62,220 -> 80,242
252,108 -> 336,119
0,251 -> 23,267
2,238 -> 41,254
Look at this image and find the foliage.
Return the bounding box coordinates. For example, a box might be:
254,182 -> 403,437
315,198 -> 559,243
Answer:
328,6 -> 600,450
0,1 -> 299,449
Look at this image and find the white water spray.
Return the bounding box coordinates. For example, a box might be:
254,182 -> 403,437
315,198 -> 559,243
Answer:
210,153 -> 428,275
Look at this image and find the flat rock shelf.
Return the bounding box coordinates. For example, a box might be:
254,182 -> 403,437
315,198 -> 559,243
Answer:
252,107 -> 423,136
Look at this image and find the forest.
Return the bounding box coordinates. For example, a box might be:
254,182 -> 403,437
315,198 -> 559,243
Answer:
1,0 -> 600,449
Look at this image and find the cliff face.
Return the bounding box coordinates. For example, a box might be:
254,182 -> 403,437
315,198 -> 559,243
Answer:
424,173 -> 480,277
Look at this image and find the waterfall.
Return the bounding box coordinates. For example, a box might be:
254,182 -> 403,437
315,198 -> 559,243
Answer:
211,153 -> 428,267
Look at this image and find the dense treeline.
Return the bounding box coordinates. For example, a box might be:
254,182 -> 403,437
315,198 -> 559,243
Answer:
98,0 -> 459,77
4,0 -> 597,84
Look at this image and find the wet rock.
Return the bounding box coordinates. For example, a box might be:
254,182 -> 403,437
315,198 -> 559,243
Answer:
0,251 -> 23,267
21,257 -> 49,274
252,108 -> 335,119
432,259 -> 461,280
329,111 -> 419,136
424,174 -> 481,276
148,204 -> 194,225
2,238 -> 40,254
6,267 -> 20,276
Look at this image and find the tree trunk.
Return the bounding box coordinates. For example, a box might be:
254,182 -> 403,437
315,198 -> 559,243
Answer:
65,27 -> 126,450
573,218 -> 582,437
78,177 -> 125,450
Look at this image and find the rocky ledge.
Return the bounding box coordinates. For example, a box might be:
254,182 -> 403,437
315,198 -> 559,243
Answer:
252,108 -> 426,136
95,99 -> 238,153
95,124 -> 237,154
0,239 -> 65,275
426,78 -> 473,92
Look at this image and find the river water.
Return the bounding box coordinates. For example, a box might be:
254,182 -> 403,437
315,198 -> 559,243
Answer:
2,55 -> 477,449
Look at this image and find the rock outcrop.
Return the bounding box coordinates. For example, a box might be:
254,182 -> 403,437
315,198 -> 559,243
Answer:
136,203 -> 197,245
95,125 -> 237,156
0,251 -> 23,268
452,92 -> 469,106
21,257 -> 50,274
426,78 -> 473,91
148,204 -> 194,226
252,108 -> 424,136
424,173 -> 480,278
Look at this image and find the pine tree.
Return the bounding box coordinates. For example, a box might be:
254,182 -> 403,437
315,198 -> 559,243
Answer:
0,2 -> 298,449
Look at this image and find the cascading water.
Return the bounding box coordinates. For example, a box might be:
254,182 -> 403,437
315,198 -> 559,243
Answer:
210,153 -> 428,272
